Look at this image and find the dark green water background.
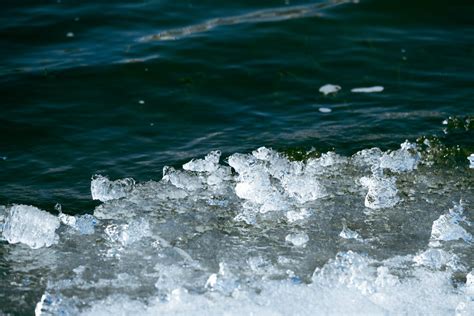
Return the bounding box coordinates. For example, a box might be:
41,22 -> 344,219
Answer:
1,0 -> 473,213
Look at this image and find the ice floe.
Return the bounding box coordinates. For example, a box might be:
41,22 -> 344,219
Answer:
319,84 -> 341,95
351,86 -> 384,93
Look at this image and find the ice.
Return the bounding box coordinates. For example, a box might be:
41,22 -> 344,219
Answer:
319,84 -> 341,95
468,154 -> 474,168
359,174 -> 399,209
429,203 -> 472,245
379,141 -> 420,173
413,249 -> 461,270
286,208 -> 311,223
285,232 -> 309,247
59,213 -> 98,235
2,205 -> 60,249
350,86 -> 384,93
105,218 -> 151,246
339,223 -> 363,241
318,107 -> 332,113
183,150 -> 221,173
91,175 -> 135,202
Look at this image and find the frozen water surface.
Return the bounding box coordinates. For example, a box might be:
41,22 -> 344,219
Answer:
1,143 -> 473,315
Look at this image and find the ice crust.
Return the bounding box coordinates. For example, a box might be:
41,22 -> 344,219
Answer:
2,205 -> 60,249
3,143 -> 474,315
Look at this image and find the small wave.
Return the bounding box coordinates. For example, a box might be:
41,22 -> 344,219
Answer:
139,0 -> 355,42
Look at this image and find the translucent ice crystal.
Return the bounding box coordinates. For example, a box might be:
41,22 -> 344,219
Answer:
359,175 -> 399,209
2,205 -> 60,249
91,175 -> 135,202
380,141 -> 420,173
429,203 -> 472,245
468,154 -> 474,169
285,232 -> 309,247
183,150 -> 221,173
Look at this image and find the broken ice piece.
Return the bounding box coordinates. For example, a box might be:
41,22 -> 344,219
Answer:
91,175 -> 135,202
429,203 -> 472,245
339,223 -> 363,241
183,150 -> 221,173
319,84 -> 341,95
2,205 -> 60,249
351,86 -> 384,93
319,107 -> 332,113
359,175 -> 399,209
468,154 -> 474,168
285,232 -> 309,247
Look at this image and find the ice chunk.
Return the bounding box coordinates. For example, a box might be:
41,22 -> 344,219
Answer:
286,208 -> 311,223
91,175 -> 135,202
162,166 -> 204,191
351,86 -> 384,93
413,249 -> 461,270
468,154 -> 474,168
319,84 -> 341,95
105,218 -> 151,246
352,148 -> 383,169
282,174 -> 327,203
2,205 -> 60,249
360,175 -> 399,209
285,232 -> 309,247
380,141 -> 420,173
429,203 -> 472,245
183,150 -> 221,173
339,223 -> 363,241
59,213 -> 98,235
318,107 -> 332,113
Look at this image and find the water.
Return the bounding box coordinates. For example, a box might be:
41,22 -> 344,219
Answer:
1,0 -> 473,315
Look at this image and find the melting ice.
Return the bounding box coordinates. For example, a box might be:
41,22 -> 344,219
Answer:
1,142 -> 473,315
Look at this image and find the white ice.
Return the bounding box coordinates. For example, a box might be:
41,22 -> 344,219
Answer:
360,174 -> 399,209
429,203 -> 472,246
351,86 -> 384,93
468,154 -> 474,168
319,84 -> 341,95
91,175 -> 135,202
2,205 -> 60,249
285,232 -> 309,247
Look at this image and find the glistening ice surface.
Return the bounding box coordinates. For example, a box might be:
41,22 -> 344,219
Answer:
1,141 -> 473,315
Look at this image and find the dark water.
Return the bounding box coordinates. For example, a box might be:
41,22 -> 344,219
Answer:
1,0 -> 473,213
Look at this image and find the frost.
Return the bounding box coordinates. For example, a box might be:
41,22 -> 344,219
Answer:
91,175 -> 135,202
2,205 -> 60,249
285,232 -> 309,247
319,84 -> 341,95
429,203 -> 472,245
351,86 -> 384,93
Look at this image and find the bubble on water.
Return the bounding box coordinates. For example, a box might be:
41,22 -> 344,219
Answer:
2,205 -> 60,249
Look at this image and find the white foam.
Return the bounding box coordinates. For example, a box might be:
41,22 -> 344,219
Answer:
351,86 -> 384,93
91,175 -> 135,202
319,84 -> 341,95
2,205 -> 60,249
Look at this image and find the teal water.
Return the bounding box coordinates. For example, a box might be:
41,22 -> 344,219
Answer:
1,0 -> 474,315
1,0 -> 473,211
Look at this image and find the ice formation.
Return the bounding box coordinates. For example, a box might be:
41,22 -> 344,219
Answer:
429,203 -> 472,246
468,154 -> 474,168
91,174 -> 135,202
319,84 -> 341,95
285,232 -> 309,247
350,86 -> 384,93
2,205 -> 60,249
2,143 -> 474,315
